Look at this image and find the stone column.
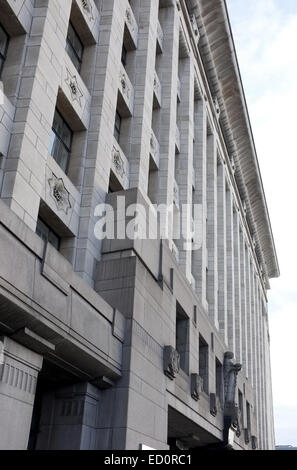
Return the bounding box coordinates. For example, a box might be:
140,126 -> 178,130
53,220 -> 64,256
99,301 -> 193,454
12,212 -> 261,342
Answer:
251,266 -> 257,390
217,161 -> 227,343
206,133 -> 218,329
175,56 -> 195,283
246,253 -> 253,381
154,4 -> 180,227
0,337 -> 43,450
192,99 -> 207,309
127,0 -> 159,193
226,186 -> 235,354
240,232 -> 247,375
255,282 -> 262,448
233,209 -> 242,363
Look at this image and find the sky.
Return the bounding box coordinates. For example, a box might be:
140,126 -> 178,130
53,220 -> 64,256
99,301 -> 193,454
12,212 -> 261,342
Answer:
226,0 -> 297,446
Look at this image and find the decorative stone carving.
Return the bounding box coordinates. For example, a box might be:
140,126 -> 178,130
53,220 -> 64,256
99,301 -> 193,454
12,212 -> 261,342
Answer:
81,0 -> 94,21
173,179 -> 179,206
119,70 -> 131,100
150,133 -> 157,155
125,4 -> 135,32
190,14 -> 200,42
48,174 -> 71,215
230,154 -> 236,174
191,373 -> 203,401
223,352 -> 242,438
163,346 -> 180,380
112,146 -> 125,178
252,235 -> 257,249
150,131 -> 160,163
210,393 -> 218,417
251,435 -> 258,450
65,69 -> 83,107
244,428 -> 250,444
224,402 -> 241,435
223,351 -> 242,404
213,96 -> 221,119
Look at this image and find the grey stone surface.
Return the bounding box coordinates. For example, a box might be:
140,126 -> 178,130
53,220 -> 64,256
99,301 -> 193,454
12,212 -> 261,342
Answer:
0,0 -> 278,451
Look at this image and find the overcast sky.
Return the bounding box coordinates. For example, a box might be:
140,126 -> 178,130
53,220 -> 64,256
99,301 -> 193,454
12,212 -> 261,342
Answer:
226,0 -> 297,446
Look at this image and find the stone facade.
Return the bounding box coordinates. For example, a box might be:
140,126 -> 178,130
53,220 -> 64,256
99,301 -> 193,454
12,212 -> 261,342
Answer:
0,0 -> 279,450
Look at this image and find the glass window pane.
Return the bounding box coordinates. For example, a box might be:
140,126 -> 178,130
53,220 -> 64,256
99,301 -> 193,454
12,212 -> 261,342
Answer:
52,139 -> 69,172
49,129 -> 56,155
0,25 -> 8,56
36,219 -> 49,242
50,111 -> 72,172
52,111 -> 63,138
66,42 -> 81,72
61,121 -> 72,149
48,231 -> 60,250
66,23 -> 83,71
0,57 -> 4,78
73,35 -> 83,60
36,218 -> 61,251
50,133 -> 61,160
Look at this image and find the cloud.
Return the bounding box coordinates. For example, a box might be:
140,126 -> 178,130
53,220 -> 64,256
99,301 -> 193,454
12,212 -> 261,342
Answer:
227,0 -> 297,445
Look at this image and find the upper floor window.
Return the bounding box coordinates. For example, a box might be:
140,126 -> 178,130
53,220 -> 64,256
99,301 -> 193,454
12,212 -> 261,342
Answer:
36,217 -> 61,251
114,110 -> 122,143
121,44 -> 127,67
66,22 -> 84,72
0,24 -> 9,79
49,110 -> 73,173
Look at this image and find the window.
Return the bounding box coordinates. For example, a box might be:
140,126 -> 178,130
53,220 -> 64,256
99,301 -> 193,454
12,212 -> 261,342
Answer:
215,358 -> 223,402
0,24 -> 9,79
121,44 -> 127,67
176,302 -> 189,374
49,110 -> 73,173
114,110 -> 122,143
36,218 -> 61,250
246,401 -> 251,431
238,390 -> 244,428
199,335 -> 209,394
66,23 -> 84,72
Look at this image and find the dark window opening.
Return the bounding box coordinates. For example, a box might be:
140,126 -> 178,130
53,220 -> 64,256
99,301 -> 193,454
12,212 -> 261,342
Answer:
199,335 -> 209,394
176,302 -> 189,374
215,358 -> 223,403
121,44 -> 127,67
114,110 -> 122,143
148,155 -> 158,204
36,217 -> 61,251
108,169 -> 123,193
246,401 -> 251,432
66,22 -> 84,72
238,390 -> 244,428
49,109 -> 73,173
0,24 -> 9,79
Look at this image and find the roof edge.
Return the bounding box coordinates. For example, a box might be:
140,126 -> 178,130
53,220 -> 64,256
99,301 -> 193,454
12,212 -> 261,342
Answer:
194,0 -> 280,280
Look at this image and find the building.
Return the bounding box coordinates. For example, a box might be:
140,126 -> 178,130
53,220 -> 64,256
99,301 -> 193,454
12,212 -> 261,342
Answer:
0,0 -> 279,450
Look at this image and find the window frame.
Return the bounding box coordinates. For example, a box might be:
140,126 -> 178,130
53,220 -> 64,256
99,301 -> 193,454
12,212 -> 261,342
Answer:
0,23 -> 9,79
121,44 -> 127,67
66,22 -> 84,73
114,110 -> 122,143
36,217 -> 61,251
50,109 -> 73,174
